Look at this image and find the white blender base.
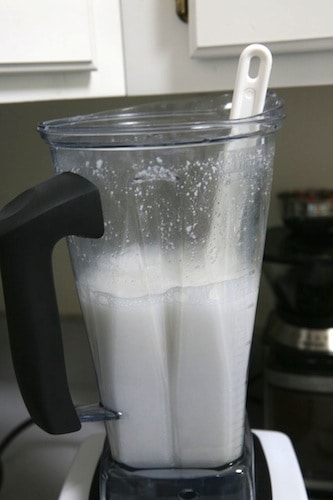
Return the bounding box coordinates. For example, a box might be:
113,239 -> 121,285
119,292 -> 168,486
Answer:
253,430 -> 308,500
59,430 -> 308,500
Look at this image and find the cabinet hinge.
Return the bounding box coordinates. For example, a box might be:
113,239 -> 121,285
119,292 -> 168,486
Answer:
176,0 -> 188,23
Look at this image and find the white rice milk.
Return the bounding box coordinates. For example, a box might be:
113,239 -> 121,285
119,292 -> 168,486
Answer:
78,248 -> 257,469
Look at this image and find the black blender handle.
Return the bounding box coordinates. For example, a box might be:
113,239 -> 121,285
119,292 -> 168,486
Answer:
0,172 -> 104,434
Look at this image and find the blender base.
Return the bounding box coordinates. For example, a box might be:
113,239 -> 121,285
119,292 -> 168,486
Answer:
99,424 -> 255,500
98,433 -> 263,500
59,430 -> 308,499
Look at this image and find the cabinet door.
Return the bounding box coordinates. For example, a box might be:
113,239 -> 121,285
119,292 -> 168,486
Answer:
0,0 -> 125,102
189,0 -> 333,57
0,0 -> 94,73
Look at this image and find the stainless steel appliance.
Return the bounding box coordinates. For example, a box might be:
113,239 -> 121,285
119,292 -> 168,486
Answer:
0,92 -> 306,499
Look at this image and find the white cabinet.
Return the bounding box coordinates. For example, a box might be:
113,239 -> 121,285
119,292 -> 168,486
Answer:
121,0 -> 333,95
0,0 -> 95,73
189,0 -> 333,57
1,0 -> 333,103
0,0 -> 125,102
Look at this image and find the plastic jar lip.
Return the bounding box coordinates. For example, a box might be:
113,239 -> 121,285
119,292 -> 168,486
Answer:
37,91 -> 285,149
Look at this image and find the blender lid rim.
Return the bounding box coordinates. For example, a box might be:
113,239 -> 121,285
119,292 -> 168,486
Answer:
37,91 -> 285,146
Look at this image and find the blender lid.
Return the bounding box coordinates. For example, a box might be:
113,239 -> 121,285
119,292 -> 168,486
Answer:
37,92 -> 284,148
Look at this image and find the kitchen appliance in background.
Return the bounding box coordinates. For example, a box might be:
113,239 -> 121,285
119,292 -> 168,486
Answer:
0,48 -> 306,498
263,190 -> 333,498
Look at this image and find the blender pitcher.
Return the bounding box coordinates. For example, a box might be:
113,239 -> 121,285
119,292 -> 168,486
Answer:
0,92 -> 284,499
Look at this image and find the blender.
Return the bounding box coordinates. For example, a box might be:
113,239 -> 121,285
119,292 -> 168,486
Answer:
0,48 -> 306,499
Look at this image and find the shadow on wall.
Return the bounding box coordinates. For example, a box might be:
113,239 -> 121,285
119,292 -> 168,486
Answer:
257,84 -> 333,329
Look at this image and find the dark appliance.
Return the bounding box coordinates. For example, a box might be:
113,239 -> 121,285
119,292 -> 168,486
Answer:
263,222 -> 333,497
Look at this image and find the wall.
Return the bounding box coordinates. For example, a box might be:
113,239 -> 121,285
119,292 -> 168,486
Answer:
1,86 -> 333,327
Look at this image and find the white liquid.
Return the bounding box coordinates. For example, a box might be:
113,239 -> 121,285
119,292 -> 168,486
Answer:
78,251 -> 257,469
